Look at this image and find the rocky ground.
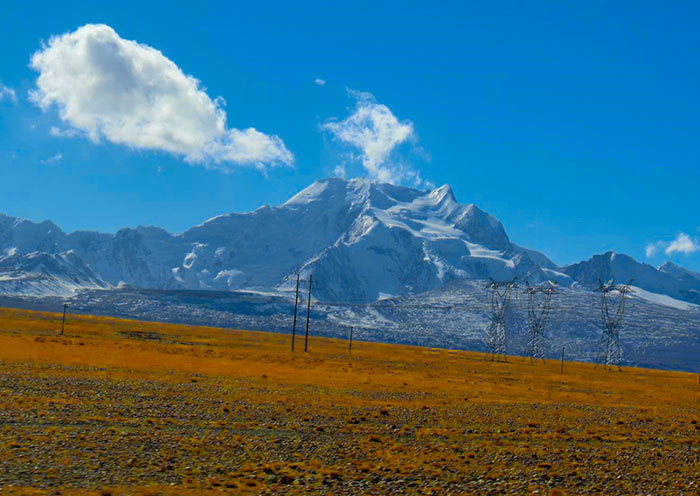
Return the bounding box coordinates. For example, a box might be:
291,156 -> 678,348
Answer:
0,307 -> 698,495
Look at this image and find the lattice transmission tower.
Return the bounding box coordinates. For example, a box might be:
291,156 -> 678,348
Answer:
485,279 -> 517,361
595,280 -> 633,370
524,282 -> 557,362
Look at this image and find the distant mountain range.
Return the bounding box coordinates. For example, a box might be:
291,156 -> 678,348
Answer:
1,177 -> 699,306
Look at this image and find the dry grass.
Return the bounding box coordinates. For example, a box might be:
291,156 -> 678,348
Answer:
0,306 -> 698,495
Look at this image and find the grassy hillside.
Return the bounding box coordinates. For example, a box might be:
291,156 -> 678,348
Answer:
0,307 -> 698,495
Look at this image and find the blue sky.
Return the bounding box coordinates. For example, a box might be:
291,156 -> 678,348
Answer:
1,0 -> 699,271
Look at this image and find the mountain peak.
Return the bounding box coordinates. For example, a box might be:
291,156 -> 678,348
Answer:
284,179 -> 337,205
659,260 -> 700,281
282,177 -> 369,206
2,177 -> 699,306
429,184 -> 456,203
659,261 -> 680,271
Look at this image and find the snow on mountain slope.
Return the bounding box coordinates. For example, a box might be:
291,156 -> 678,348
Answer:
178,179 -> 364,290
659,261 -> 700,285
50,279 -> 699,371
629,286 -> 699,311
0,248 -> 108,296
282,180 -> 557,301
0,179 -> 557,300
0,215 -> 66,253
563,252 -> 700,305
1,178 -> 699,305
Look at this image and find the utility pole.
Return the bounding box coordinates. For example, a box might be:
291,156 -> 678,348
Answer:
60,303 -> 68,336
560,345 -> 565,374
304,274 -> 312,352
291,274 -> 300,352
348,326 -> 354,354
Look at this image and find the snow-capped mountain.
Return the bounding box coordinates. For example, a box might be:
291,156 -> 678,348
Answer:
563,252 -> 700,305
659,261 -> 700,286
276,180 -> 565,301
1,178 -> 699,306
0,249 -> 107,296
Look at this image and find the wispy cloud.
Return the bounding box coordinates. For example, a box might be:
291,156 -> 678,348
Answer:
665,232 -> 699,255
333,164 -> 346,179
49,126 -> 80,138
41,152 -> 63,165
646,232 -> 700,258
29,24 -> 293,173
645,242 -> 662,258
322,89 -> 425,186
0,83 -> 17,104
314,78 -> 326,86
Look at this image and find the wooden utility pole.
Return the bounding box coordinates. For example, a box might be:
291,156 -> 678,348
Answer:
560,344 -> 565,374
291,274 -> 300,351
348,326 -> 354,354
60,304 -> 68,336
304,275 -> 312,352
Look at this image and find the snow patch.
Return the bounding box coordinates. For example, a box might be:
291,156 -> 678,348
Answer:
630,286 -> 699,311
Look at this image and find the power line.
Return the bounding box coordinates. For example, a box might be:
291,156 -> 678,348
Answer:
284,277 -> 699,371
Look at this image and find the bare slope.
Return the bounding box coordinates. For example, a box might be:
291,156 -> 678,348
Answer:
0,307 -> 698,495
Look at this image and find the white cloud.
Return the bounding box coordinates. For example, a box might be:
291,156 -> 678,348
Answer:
41,152 -> 63,165
321,89 -> 419,185
29,24 -> 293,172
49,126 -> 80,138
646,232 -> 700,258
665,232 -> 699,255
0,83 -> 17,104
314,78 -> 326,86
645,242 -> 661,258
333,164 -> 346,179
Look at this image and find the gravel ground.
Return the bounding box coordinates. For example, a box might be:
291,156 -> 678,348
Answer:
0,308 -> 698,495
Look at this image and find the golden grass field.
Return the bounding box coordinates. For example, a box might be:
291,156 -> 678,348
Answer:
0,306 -> 698,495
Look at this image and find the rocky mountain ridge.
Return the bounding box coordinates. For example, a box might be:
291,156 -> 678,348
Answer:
1,178 -> 699,306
